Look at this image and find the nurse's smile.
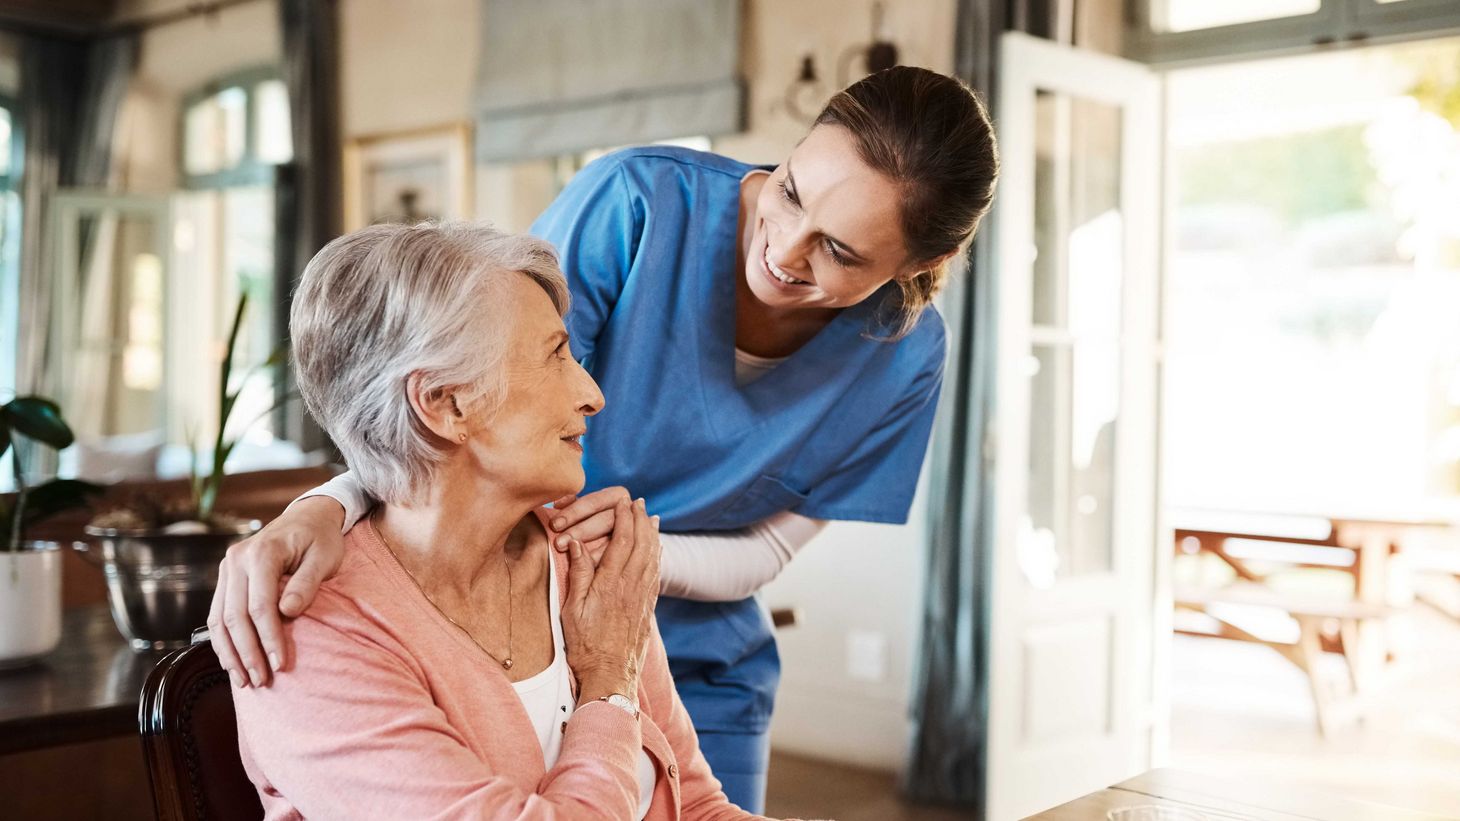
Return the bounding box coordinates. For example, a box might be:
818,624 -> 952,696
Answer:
762,244 -> 810,287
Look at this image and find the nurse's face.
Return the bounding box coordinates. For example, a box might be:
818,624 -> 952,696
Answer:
460,275 -> 604,504
745,124 -> 916,313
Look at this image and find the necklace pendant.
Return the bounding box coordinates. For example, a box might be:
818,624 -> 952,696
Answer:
502,658 -> 513,670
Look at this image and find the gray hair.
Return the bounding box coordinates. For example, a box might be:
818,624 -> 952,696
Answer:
290,221 -> 569,504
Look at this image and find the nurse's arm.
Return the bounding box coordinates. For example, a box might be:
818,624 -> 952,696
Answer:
208,471 -> 369,688
658,511 -> 827,602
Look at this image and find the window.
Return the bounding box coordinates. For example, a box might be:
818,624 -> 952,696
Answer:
0,99 -> 19,398
1162,36 -> 1460,510
0,97 -> 19,489
1149,0 -> 1322,35
177,69 -> 291,443
181,70 -> 293,188
1130,0 -> 1460,65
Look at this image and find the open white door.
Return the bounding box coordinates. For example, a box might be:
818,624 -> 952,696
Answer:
987,32 -> 1162,820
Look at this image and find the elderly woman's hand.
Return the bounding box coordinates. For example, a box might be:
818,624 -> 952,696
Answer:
548,486 -> 632,563
561,497 -> 661,705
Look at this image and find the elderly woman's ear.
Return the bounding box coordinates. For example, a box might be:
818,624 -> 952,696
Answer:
405,372 -> 470,444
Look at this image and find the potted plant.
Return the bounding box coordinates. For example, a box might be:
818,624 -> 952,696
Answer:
0,396 -> 102,667
81,294 -> 284,651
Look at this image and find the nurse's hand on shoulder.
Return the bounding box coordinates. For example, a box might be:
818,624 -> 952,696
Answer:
549,486 -> 635,564
563,497 -> 661,703
209,495 -> 347,689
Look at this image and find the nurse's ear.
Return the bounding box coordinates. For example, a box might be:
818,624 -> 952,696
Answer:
405,372 -> 470,445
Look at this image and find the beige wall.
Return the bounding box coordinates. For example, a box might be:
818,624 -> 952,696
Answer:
125,0 -> 281,95
717,0 -> 958,163
338,0 -> 478,137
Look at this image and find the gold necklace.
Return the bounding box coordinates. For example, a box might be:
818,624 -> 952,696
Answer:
373,513 -> 515,670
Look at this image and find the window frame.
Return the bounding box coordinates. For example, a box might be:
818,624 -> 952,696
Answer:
0,92 -> 20,400
1128,0 -> 1460,66
178,66 -> 289,190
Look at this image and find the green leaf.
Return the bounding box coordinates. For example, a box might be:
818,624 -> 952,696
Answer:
20,479 -> 104,528
220,294 -> 248,410
3,396 -> 74,449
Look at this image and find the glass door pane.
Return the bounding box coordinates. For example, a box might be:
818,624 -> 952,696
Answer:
1024,89 -> 1125,584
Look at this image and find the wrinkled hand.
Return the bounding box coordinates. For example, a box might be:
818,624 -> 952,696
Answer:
548,486 -> 633,564
561,497 -> 661,705
208,495 -> 347,688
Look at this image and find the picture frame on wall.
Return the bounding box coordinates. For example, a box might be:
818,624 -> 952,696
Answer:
342,123 -> 473,231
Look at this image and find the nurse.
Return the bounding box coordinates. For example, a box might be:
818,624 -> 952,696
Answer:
207,66 -> 998,813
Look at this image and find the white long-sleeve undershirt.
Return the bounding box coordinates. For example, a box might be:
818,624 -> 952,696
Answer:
293,472 -> 826,603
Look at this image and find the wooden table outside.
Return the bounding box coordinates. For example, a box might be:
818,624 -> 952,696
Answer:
1026,767 -> 1453,820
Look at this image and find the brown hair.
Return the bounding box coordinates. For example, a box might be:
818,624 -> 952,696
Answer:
815,66 -> 999,338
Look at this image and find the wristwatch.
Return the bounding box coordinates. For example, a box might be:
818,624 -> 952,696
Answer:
597,693 -> 639,719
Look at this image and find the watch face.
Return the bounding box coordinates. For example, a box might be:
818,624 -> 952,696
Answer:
605,694 -> 638,716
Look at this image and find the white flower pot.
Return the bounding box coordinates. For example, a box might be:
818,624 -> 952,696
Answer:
0,541 -> 63,668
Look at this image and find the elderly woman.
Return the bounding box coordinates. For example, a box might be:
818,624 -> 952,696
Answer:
230,222 -> 789,820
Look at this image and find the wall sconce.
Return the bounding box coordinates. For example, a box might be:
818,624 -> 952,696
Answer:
783,54 -> 826,123
782,2 -> 900,124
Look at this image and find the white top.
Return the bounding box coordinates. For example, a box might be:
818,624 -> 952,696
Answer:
518,544 -> 655,819
732,346 -> 787,386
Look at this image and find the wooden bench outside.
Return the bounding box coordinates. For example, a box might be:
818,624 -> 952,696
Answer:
1174,583 -> 1395,737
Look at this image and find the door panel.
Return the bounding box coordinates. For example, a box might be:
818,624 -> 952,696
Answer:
988,32 -> 1162,821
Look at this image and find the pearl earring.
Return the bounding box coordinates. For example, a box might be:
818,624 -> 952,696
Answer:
457,432 -> 467,443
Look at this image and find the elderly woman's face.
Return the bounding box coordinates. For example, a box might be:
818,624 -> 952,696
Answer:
463,274 -> 603,502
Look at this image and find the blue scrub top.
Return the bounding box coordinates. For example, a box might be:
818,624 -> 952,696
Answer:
531,146 -> 948,533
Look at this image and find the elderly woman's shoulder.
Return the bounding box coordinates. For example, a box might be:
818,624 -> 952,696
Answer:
287,524 -> 416,641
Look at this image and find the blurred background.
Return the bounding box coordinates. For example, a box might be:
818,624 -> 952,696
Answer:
0,1 -> 1458,819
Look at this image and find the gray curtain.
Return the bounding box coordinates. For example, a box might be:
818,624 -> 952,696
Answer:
15,32 -> 136,400
475,0 -> 744,162
277,0 -> 341,453
902,0 -> 1054,811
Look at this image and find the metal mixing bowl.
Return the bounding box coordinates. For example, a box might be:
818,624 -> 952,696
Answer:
77,521 -> 261,651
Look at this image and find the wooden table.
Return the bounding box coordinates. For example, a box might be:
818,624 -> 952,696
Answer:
0,605 -> 167,755
1027,768 -> 1451,820
0,606 -> 162,819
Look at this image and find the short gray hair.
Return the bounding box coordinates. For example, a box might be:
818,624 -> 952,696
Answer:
290,221 -> 569,504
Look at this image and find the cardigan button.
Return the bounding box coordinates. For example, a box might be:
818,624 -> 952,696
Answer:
667,763 -> 678,779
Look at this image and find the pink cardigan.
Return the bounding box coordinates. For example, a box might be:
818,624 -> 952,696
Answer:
233,510 -> 784,821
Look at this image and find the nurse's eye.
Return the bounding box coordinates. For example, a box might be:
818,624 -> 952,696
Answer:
778,178 -> 800,209
552,341 -> 571,362
824,239 -> 852,268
